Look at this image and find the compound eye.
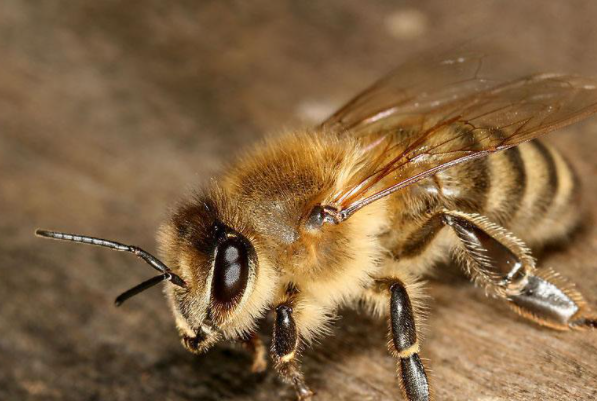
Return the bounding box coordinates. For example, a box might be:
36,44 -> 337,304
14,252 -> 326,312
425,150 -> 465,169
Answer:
212,236 -> 250,304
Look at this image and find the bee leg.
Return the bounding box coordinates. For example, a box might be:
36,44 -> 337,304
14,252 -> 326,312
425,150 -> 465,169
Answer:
442,210 -> 596,330
272,303 -> 314,400
384,280 -> 431,401
240,332 -> 268,373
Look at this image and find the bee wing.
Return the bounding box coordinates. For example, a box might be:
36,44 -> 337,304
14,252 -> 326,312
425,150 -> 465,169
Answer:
322,47 -> 497,133
322,51 -> 597,220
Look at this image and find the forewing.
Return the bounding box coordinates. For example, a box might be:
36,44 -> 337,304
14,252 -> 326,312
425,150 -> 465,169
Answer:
322,46 -> 498,133
323,52 -> 597,220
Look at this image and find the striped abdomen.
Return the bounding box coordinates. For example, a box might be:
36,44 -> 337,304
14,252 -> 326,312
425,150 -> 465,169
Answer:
482,140 -> 580,247
390,139 -> 581,258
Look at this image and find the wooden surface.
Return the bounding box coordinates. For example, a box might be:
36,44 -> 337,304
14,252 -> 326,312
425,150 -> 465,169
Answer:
1,1 -> 597,400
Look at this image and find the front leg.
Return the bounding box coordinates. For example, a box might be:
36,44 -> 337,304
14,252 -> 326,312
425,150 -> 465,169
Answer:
272,302 -> 314,400
240,332 -> 268,373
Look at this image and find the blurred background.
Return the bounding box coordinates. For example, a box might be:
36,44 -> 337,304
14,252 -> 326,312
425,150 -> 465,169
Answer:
1,1 -> 597,400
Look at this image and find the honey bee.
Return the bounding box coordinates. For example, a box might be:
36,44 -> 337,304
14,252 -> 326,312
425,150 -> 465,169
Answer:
36,47 -> 597,400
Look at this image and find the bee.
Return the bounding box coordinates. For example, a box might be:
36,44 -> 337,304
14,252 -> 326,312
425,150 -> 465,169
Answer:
36,46 -> 597,400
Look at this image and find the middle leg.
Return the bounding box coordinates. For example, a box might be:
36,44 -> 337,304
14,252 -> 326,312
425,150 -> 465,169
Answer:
368,278 -> 431,401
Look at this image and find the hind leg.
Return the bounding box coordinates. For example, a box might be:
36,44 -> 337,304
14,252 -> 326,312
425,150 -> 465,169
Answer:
442,209 -> 596,330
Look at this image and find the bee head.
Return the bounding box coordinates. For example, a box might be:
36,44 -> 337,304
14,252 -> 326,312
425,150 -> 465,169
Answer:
158,192 -> 277,353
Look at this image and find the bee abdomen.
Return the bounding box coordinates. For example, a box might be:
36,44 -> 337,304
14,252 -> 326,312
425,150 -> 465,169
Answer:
508,141 -> 580,246
483,140 -> 580,247
392,140 -> 580,258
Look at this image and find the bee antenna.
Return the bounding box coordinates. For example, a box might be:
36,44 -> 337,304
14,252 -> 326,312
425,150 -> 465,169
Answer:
35,229 -> 186,306
114,274 -> 172,306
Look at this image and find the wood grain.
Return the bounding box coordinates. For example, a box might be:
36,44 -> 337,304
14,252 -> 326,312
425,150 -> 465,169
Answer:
1,2 -> 596,400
